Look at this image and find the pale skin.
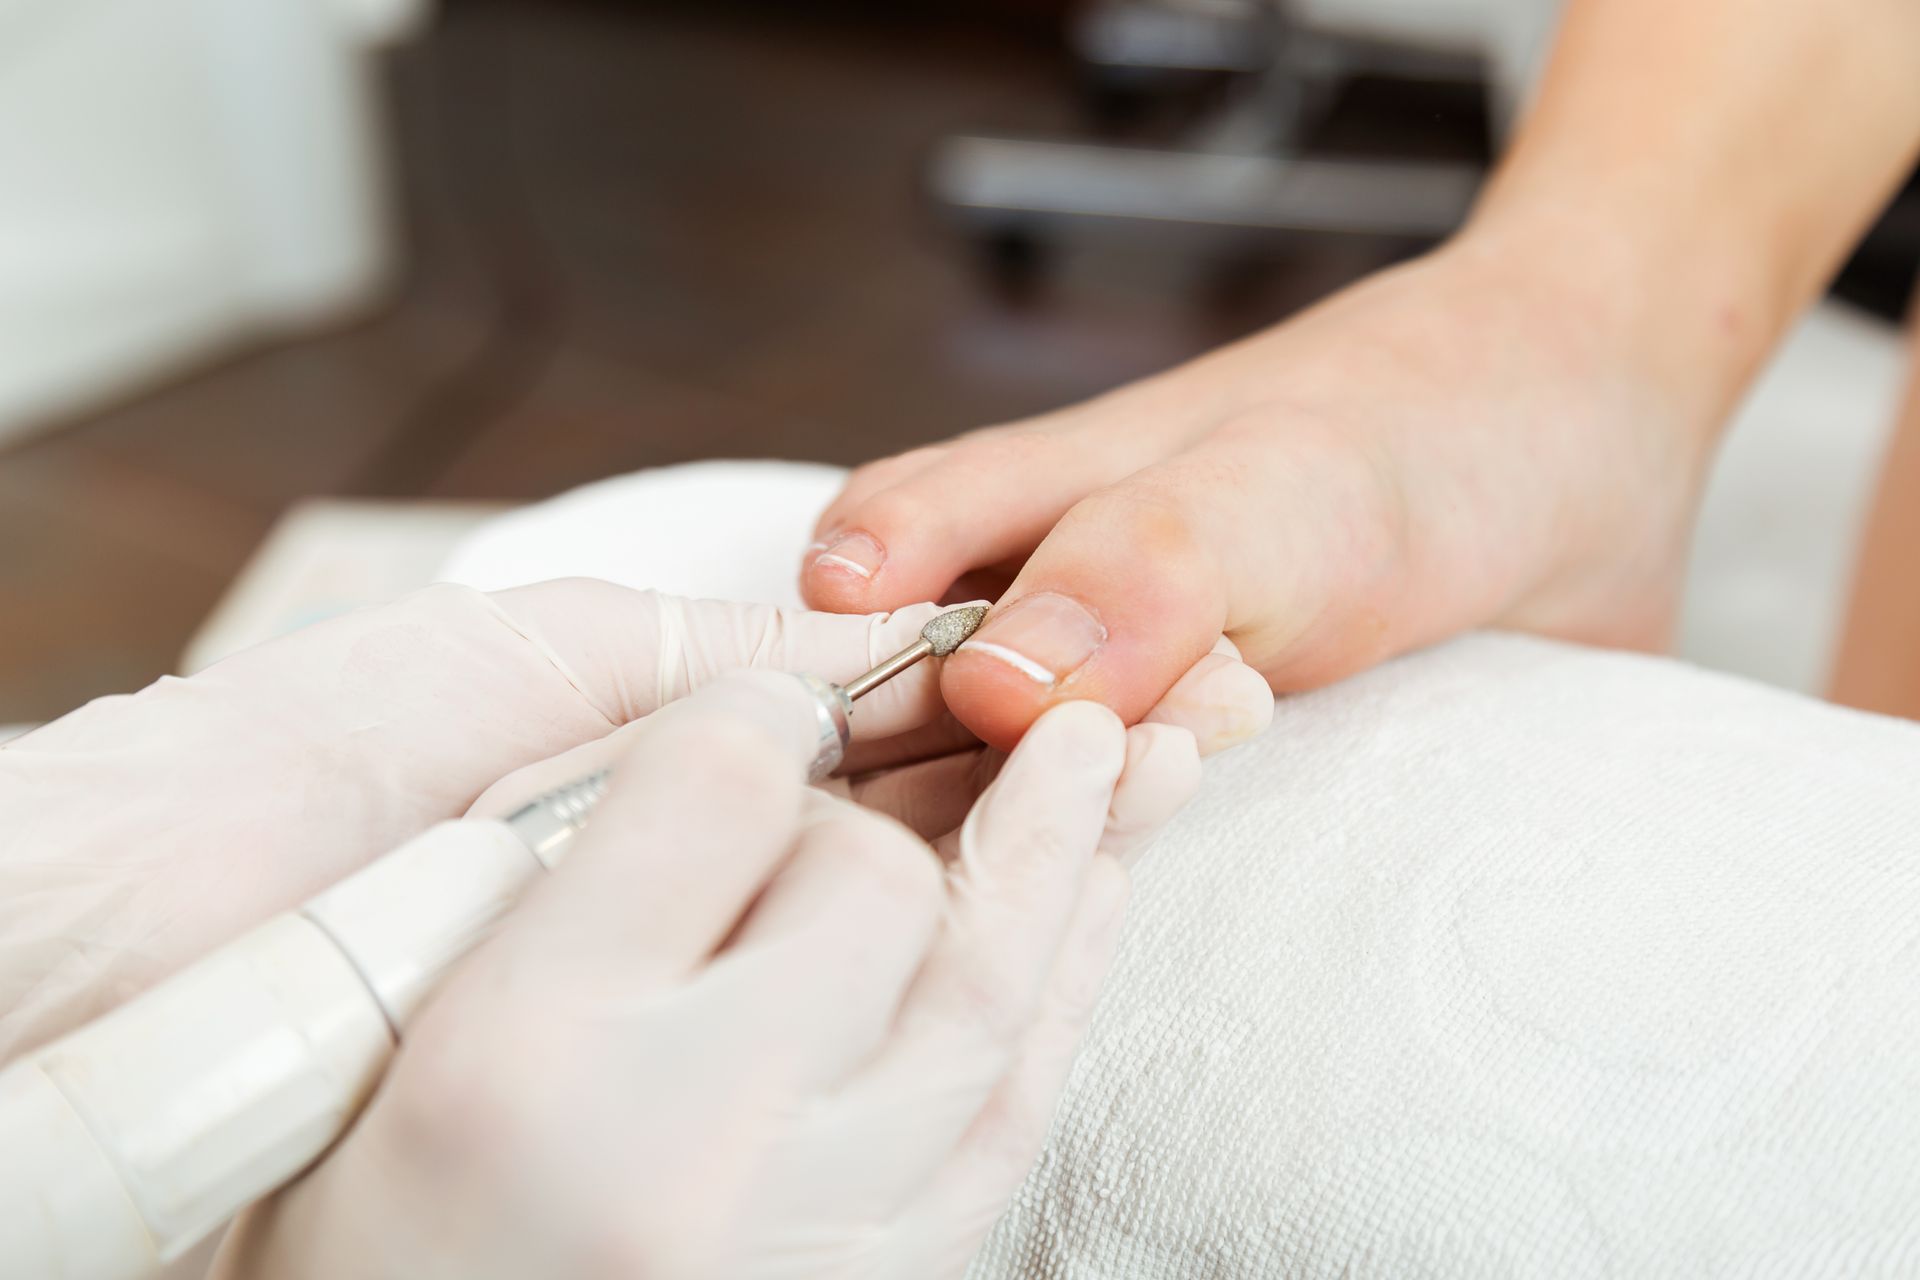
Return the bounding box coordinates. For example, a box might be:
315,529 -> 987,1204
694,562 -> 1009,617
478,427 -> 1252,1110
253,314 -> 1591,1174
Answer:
802,0 -> 1920,746
1833,313 -> 1920,718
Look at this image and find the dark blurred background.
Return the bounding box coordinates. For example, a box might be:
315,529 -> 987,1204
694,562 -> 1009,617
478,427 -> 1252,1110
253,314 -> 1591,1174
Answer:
2,0 -> 1913,724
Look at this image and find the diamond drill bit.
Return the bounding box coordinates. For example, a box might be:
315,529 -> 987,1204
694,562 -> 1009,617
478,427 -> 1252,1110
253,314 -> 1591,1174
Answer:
841,605 -> 988,702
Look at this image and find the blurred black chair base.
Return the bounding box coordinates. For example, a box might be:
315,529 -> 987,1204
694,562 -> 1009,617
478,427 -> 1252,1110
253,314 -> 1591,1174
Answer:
927,0 -> 1494,291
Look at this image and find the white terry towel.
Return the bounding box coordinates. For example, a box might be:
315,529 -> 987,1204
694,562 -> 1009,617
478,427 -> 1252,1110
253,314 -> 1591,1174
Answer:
969,634 -> 1920,1277
442,462 -> 1920,1275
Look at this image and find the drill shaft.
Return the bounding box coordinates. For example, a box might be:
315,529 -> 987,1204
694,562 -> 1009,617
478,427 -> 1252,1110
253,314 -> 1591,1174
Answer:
839,605 -> 988,703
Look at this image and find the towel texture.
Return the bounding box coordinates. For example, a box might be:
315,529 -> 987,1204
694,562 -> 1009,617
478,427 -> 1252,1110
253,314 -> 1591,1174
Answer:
969,635 -> 1920,1277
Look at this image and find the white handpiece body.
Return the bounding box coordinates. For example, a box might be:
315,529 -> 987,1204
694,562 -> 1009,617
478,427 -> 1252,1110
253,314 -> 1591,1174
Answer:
0,815 -> 554,1278
0,664 -> 871,1280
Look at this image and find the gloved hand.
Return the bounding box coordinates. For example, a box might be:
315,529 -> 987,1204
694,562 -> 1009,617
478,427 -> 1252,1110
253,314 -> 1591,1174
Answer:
0,579 -> 1267,1061
218,672 -> 1161,1280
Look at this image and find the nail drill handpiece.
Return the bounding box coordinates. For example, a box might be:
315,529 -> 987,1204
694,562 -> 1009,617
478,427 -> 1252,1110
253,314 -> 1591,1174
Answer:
0,604 -> 997,1279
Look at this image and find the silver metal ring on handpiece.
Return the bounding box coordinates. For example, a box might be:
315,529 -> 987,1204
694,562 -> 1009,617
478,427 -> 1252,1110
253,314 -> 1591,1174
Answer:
507,672 -> 854,866
796,673 -> 852,781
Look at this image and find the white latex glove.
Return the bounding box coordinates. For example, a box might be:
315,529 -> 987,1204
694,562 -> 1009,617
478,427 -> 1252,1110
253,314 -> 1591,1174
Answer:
0,580 -> 1269,1062
218,673 -> 1159,1280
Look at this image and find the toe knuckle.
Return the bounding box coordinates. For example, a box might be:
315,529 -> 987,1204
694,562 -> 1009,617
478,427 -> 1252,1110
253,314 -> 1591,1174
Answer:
950,427 -> 1057,476
1072,481 -> 1204,560
1204,407 -> 1291,453
841,444 -> 951,503
884,441 -> 954,474
1059,481 -> 1222,611
850,485 -> 926,537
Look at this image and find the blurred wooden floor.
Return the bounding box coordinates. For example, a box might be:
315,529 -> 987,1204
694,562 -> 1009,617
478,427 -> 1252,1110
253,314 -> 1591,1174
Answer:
0,0 -> 1396,722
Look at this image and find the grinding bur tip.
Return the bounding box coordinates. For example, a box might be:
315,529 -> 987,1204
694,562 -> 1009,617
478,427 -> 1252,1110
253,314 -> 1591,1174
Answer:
922,605 -> 989,657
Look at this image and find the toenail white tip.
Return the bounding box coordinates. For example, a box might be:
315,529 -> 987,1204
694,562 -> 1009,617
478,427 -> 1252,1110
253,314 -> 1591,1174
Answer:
956,639 -> 1057,687
813,553 -> 873,579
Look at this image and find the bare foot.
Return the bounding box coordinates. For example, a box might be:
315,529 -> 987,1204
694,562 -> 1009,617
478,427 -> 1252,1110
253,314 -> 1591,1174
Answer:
801,232 -> 1713,748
